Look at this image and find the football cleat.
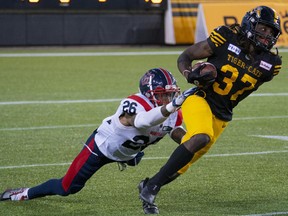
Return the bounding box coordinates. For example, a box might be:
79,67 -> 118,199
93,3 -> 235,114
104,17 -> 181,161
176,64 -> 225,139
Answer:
138,178 -> 159,214
0,188 -> 29,201
142,201 -> 159,214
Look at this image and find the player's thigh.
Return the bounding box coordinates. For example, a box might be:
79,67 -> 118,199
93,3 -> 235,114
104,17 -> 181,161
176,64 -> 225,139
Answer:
178,116 -> 228,174
181,95 -> 214,143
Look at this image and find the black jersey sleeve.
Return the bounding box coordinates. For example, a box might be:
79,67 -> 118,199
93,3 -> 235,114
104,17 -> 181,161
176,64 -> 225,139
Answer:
207,26 -> 231,52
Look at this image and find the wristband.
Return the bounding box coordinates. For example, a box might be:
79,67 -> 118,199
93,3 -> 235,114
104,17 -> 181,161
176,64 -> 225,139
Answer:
166,102 -> 176,113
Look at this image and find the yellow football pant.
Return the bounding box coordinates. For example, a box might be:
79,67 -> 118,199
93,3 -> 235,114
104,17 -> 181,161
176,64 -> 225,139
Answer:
177,95 -> 229,174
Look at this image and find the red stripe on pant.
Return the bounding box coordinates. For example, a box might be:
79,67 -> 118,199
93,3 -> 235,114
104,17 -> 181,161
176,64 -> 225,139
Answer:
61,137 -> 94,192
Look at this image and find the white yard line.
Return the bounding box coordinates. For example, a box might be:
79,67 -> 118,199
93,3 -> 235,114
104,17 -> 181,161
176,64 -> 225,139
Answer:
0,124 -> 98,131
1,150 -> 287,170
0,98 -> 121,105
0,92 -> 287,106
0,48 -> 287,58
0,51 -> 182,58
0,115 -> 287,132
233,116 -> 288,121
241,212 -> 288,216
250,135 -> 288,141
249,93 -> 288,97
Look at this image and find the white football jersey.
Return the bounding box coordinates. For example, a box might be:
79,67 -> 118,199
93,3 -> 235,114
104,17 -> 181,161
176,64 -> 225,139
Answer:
95,93 -> 183,161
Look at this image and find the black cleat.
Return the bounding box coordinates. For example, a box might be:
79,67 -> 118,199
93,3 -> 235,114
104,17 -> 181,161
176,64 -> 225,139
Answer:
139,185 -> 157,205
138,178 -> 159,214
139,178 -> 159,205
138,178 -> 149,194
142,201 -> 159,214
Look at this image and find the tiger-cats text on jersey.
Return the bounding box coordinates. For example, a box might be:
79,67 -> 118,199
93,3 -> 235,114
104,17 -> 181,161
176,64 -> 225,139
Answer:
205,25 -> 282,121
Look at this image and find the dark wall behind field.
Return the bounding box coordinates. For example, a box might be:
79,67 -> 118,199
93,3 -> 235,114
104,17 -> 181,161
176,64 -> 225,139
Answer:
0,12 -> 165,46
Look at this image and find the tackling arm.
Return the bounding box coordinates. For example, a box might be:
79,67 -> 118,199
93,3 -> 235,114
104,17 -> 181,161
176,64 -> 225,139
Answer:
129,88 -> 197,129
133,106 -> 168,129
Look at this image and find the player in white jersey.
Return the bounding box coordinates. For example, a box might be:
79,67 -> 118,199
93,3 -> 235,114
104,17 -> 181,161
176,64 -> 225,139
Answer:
0,68 -> 197,213
97,89 -> 184,162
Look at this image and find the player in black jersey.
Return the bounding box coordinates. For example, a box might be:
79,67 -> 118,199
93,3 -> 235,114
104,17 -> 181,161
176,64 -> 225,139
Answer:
139,5 -> 282,214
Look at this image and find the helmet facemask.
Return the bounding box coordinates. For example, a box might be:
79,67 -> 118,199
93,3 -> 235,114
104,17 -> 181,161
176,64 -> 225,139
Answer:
249,22 -> 280,51
241,6 -> 281,51
139,68 -> 180,107
149,85 -> 180,106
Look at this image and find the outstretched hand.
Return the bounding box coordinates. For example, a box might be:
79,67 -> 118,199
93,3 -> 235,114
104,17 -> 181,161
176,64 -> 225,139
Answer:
172,87 -> 198,108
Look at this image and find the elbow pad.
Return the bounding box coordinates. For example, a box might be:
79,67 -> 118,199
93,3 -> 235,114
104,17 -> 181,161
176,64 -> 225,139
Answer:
134,107 -> 167,129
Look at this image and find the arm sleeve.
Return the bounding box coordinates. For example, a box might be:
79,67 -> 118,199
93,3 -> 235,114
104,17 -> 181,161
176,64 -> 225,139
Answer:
134,106 -> 168,129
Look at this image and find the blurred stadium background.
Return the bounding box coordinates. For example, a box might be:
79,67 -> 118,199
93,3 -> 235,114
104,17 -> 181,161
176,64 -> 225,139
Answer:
0,0 -> 287,47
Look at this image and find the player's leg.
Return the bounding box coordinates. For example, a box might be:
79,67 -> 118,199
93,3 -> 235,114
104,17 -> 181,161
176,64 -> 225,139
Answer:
139,103 -> 229,206
176,115 -> 228,175
1,131 -> 113,201
159,114 -> 229,185
28,131 -> 113,199
138,178 -> 159,214
139,95 -> 214,204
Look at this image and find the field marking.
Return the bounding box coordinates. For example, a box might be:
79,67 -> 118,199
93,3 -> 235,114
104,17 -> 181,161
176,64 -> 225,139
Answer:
0,163 -> 71,169
241,212 -> 288,216
0,124 -> 98,131
249,93 -> 288,97
233,115 -> 288,121
0,150 -> 287,170
250,135 -> 288,141
0,98 -> 121,105
0,115 -> 287,131
0,92 -> 287,106
0,48 -> 287,58
0,51 -> 182,58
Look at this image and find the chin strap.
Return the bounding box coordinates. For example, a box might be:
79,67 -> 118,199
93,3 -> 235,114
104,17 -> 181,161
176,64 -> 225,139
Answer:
148,75 -> 159,107
275,47 -> 279,55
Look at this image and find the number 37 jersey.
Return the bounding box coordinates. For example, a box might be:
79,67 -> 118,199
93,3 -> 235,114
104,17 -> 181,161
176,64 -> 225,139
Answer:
206,25 -> 282,121
95,93 -> 183,161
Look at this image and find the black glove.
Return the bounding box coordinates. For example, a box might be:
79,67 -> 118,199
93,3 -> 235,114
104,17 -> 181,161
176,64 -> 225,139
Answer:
187,65 -> 216,88
126,151 -> 144,166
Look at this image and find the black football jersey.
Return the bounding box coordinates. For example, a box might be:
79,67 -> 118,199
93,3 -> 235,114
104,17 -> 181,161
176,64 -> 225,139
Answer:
205,25 -> 282,121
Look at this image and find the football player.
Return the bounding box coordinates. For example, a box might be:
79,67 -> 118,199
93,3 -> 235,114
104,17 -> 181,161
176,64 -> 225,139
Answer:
0,68 -> 197,214
139,5 -> 282,214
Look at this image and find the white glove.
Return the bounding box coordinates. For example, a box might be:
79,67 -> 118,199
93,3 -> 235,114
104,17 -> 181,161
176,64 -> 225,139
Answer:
172,87 -> 198,108
166,87 -> 198,113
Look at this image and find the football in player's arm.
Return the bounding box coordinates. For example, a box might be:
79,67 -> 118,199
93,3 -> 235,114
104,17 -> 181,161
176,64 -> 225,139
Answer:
138,5 -> 282,214
0,68 -> 197,208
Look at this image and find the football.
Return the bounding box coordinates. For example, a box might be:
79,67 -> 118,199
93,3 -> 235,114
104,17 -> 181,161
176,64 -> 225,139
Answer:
192,61 -> 217,79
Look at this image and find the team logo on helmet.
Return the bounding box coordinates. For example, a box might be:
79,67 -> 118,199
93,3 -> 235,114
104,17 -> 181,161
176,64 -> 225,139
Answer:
139,68 -> 180,107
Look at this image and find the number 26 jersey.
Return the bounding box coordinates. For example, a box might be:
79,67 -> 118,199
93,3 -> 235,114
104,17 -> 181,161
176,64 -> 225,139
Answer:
95,93 -> 183,161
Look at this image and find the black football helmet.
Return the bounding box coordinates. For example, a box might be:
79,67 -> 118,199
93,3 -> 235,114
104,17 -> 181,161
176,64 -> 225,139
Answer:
241,6 -> 281,50
139,68 -> 180,106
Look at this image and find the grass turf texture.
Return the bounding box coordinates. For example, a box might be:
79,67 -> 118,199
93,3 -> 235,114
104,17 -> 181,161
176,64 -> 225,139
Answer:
0,47 -> 287,216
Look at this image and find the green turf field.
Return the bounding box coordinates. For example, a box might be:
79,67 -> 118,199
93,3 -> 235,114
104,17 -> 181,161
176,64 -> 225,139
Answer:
0,47 -> 287,216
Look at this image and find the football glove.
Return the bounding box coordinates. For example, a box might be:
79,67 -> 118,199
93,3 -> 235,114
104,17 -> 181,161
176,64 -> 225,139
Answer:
187,65 -> 216,88
172,87 -> 199,108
